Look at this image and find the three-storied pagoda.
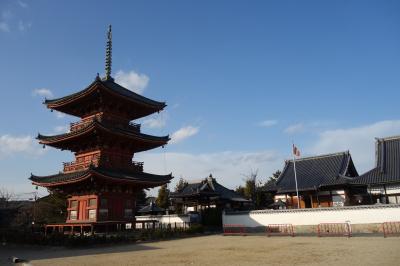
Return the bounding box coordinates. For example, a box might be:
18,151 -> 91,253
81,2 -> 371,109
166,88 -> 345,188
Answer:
30,26 -> 172,232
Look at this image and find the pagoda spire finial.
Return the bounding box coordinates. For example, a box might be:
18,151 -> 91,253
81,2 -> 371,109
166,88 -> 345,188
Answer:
105,24 -> 112,80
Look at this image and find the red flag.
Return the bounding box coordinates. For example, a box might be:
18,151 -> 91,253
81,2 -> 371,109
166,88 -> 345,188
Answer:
292,144 -> 300,157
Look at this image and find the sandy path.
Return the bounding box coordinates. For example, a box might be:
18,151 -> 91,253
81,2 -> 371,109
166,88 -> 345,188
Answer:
1,235 -> 400,266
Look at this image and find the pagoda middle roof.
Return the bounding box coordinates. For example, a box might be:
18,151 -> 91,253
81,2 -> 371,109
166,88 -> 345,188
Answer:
37,119 -> 169,152
30,167 -> 173,188
44,78 -> 166,119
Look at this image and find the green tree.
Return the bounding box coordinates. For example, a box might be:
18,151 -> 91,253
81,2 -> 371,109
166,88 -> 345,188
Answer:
266,170 -> 281,185
156,184 -> 170,209
235,186 -> 245,198
243,170 -> 258,202
261,170 -> 282,208
174,177 -> 188,192
239,170 -> 281,209
34,192 -> 67,224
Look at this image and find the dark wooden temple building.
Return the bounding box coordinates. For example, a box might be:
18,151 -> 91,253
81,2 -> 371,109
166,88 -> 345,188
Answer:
352,135 -> 400,204
170,175 -> 249,213
265,151 -> 364,208
29,26 -> 172,233
138,201 -> 165,215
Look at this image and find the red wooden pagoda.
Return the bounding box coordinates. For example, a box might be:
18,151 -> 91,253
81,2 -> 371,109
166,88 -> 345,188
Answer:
30,26 -> 172,233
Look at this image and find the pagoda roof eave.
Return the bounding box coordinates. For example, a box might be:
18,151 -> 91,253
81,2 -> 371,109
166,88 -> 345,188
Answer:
30,167 -> 173,188
44,79 -> 166,108
44,79 -> 166,117
37,120 -> 169,149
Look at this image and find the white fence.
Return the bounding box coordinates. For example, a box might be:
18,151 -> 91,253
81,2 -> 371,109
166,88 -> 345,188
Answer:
223,204 -> 400,227
135,214 -> 193,229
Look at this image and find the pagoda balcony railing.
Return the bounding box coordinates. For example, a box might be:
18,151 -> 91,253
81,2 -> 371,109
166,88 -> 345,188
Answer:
70,119 -> 94,132
69,118 -> 141,133
63,160 -> 99,173
63,154 -> 101,173
63,158 -> 144,173
129,161 -> 144,172
127,122 -> 141,132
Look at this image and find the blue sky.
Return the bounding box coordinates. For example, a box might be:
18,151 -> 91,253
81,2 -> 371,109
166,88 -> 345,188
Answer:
1,0 -> 400,198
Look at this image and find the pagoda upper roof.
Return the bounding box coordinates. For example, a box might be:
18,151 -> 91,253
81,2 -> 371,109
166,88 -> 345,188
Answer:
44,77 -> 166,119
37,119 -> 169,152
30,166 -> 172,188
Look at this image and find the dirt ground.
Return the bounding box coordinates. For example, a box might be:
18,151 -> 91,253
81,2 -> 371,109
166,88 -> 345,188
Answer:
1,235 -> 400,266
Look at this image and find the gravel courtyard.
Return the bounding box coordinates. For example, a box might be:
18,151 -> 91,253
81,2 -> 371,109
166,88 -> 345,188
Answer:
1,235 -> 400,266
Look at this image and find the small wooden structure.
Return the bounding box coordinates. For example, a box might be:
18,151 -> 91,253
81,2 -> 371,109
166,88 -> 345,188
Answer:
170,175 -> 250,212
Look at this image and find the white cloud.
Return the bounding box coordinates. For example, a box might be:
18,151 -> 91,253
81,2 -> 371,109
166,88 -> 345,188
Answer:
142,112 -> 168,129
18,1 -> 28,8
1,11 -> 12,20
0,11 -> 12,33
257,120 -> 278,127
32,88 -> 53,98
310,120 -> 400,173
0,22 -> 9,32
137,150 -> 284,195
53,125 -> 70,133
0,135 -> 45,158
172,103 -> 180,109
284,123 -> 305,134
115,70 -> 149,94
18,20 -> 31,31
54,111 -> 66,119
170,126 -> 199,144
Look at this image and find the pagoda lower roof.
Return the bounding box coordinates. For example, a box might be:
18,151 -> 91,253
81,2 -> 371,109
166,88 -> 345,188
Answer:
44,78 -> 166,119
30,167 -> 172,188
37,120 -> 169,152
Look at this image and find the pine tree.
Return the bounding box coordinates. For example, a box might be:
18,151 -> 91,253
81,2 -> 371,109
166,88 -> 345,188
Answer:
156,184 -> 170,209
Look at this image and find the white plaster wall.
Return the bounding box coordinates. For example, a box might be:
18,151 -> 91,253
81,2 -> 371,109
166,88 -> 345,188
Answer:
135,214 -> 191,224
135,215 -> 191,229
223,205 -> 400,227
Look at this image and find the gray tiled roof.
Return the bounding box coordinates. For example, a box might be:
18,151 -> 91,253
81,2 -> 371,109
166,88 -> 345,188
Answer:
352,135 -> 400,185
138,202 -> 165,213
266,151 -> 359,193
30,167 -> 172,187
171,176 -> 249,202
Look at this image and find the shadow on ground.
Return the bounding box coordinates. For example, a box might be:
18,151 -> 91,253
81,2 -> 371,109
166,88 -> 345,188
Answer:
0,242 -> 160,266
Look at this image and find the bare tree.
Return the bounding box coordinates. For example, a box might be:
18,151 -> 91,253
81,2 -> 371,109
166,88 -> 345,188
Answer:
241,169 -> 258,203
0,187 -> 15,208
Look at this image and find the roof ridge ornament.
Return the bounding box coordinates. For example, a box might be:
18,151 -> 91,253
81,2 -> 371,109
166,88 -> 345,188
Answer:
105,25 -> 113,81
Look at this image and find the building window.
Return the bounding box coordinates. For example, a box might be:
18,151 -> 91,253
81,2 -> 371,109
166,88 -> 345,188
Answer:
124,209 -> 133,218
332,195 -> 345,207
70,200 -> 78,208
88,209 -> 96,220
70,210 -> 77,220
126,199 -> 132,208
89,198 -> 97,207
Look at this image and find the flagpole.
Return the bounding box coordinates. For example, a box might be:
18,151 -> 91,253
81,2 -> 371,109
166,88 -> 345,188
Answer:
292,143 -> 300,209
